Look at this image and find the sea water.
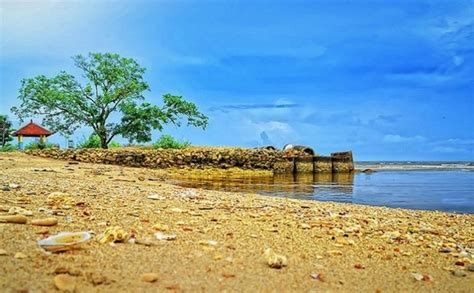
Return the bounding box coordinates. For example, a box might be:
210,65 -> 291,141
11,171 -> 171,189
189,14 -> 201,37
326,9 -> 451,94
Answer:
170,166 -> 474,214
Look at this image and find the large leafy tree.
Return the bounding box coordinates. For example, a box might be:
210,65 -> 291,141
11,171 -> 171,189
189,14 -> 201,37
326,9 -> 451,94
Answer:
0,115 -> 14,147
12,53 -> 208,148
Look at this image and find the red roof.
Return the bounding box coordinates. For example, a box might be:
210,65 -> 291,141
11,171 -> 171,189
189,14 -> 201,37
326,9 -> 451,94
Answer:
13,120 -> 52,137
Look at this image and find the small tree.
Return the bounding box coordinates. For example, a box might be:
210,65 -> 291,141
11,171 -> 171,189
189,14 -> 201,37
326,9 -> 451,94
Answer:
12,53 -> 208,148
0,115 -> 14,147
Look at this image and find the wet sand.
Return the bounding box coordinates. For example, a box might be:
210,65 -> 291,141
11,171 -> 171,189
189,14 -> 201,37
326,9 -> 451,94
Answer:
0,152 -> 473,292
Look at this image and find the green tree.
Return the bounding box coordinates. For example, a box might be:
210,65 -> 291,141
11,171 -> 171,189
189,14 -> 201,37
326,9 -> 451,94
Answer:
0,115 -> 14,147
12,53 -> 208,148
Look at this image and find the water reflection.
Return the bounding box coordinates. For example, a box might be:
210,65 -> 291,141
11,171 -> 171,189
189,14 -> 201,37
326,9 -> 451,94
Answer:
168,171 -> 474,213
168,172 -> 355,199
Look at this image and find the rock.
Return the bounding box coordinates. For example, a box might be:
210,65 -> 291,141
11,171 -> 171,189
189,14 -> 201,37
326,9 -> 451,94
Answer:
47,192 -> 75,206
8,207 -> 33,216
362,169 -> 375,174
264,248 -> 288,269
14,252 -> 27,259
141,273 -> 159,283
54,274 -> 76,291
86,272 -> 111,286
8,183 -> 21,189
467,264 -> 474,272
31,217 -> 58,226
0,249 -> 7,256
439,247 -> 452,253
452,270 -> 467,277
0,215 -> 28,224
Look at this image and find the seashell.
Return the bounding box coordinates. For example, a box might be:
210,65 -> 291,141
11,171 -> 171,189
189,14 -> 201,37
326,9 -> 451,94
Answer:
38,232 -> 91,252
0,215 -> 27,224
31,217 -> 58,226
97,226 -> 128,244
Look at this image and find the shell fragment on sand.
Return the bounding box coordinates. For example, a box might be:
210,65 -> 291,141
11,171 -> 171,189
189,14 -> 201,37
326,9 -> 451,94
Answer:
38,232 -> 91,252
264,248 -> 288,269
154,232 -> 177,241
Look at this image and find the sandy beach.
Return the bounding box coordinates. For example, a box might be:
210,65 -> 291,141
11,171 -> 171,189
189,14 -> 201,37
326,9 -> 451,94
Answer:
0,152 -> 473,292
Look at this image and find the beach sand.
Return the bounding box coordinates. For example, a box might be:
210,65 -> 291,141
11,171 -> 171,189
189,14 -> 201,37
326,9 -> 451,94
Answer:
0,152 -> 472,292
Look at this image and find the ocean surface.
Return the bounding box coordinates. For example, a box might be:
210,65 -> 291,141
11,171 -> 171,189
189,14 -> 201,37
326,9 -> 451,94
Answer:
170,162 -> 474,214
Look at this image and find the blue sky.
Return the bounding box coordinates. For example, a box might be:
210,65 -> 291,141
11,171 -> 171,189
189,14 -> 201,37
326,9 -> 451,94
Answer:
1,0 -> 473,160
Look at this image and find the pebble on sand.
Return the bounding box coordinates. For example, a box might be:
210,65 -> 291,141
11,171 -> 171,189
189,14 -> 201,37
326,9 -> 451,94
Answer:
0,215 -> 28,224
141,273 -> 159,283
54,274 -> 76,291
31,217 -> 58,226
14,252 -> 27,259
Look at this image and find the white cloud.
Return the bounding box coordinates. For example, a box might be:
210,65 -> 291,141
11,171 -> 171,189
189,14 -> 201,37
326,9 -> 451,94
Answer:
383,134 -> 426,143
431,146 -> 465,153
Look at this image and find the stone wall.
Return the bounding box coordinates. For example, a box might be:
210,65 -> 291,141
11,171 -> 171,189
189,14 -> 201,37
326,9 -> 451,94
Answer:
26,147 -> 355,173
26,147 -> 283,170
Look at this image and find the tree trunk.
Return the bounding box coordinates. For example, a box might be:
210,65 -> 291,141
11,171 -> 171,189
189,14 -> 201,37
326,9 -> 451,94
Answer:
100,136 -> 108,149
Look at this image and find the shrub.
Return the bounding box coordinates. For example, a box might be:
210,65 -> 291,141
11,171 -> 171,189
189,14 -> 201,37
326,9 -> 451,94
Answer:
77,134 -> 101,148
109,141 -> 121,148
153,134 -> 190,149
0,144 -> 18,152
78,134 -> 122,149
24,141 -> 55,150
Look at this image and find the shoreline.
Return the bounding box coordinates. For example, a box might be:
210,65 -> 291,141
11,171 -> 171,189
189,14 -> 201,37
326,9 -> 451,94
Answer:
0,152 -> 473,291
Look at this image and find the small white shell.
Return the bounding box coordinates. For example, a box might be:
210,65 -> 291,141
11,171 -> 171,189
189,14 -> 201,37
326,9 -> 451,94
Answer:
38,232 -> 91,252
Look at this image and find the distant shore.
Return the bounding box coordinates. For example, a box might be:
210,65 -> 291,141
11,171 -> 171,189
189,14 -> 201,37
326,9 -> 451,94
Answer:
356,161 -> 474,171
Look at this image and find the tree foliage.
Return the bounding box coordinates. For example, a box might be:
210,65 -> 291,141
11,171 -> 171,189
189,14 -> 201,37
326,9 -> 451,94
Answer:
12,53 -> 208,148
0,115 -> 14,147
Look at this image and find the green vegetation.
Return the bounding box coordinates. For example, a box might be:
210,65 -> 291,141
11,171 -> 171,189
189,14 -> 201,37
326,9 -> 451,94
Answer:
24,141 -> 55,150
78,134 -> 121,149
108,141 -> 121,148
153,134 -> 190,149
0,144 -> 18,152
0,115 -> 14,147
77,134 -> 101,148
12,52 -> 208,149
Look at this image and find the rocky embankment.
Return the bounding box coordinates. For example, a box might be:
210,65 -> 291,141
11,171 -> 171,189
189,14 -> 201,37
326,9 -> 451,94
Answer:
26,147 -> 355,174
26,147 -> 281,170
